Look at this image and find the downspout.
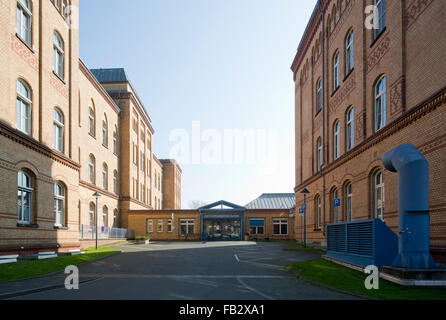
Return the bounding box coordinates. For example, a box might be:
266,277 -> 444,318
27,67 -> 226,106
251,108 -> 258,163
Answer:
317,0 -> 327,236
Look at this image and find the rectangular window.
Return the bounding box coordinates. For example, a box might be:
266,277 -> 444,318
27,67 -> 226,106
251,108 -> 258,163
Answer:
147,219 -> 153,233
249,219 -> 265,235
180,219 -> 195,236
273,219 -> 288,236
167,219 -> 172,233
157,219 -> 163,233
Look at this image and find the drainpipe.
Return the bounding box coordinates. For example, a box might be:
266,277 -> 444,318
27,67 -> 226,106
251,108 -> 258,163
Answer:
382,144 -> 437,269
316,0 -> 327,236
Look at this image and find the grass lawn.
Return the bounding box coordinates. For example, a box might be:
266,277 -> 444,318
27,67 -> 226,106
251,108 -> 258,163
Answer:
0,245 -> 120,283
278,240 -> 326,253
286,258 -> 446,300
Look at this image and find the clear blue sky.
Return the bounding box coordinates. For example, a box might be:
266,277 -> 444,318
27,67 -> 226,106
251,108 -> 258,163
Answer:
79,0 -> 317,208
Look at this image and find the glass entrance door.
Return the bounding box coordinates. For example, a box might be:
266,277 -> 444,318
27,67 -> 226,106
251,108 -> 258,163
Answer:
203,219 -> 241,241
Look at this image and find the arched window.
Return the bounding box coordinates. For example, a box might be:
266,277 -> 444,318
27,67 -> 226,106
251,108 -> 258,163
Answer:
54,108 -> 64,152
317,137 -> 322,171
113,128 -> 117,154
102,117 -> 108,147
102,206 -> 108,227
374,170 -> 385,220
55,0 -> 61,10
62,0 -> 67,17
113,209 -> 118,228
53,31 -> 64,79
17,0 -> 32,46
88,154 -> 95,184
54,182 -> 65,226
102,163 -> 108,191
333,120 -> 341,160
315,195 -> 322,229
89,106 -> 95,136
345,182 -> 353,222
374,0 -> 386,39
345,30 -> 354,74
113,170 -> 118,194
346,107 -> 354,151
89,202 -> 95,226
18,170 -> 33,224
374,76 -> 387,132
316,78 -> 322,113
340,0 -> 345,14
17,79 -> 32,135
331,188 -> 339,223
333,52 -> 340,91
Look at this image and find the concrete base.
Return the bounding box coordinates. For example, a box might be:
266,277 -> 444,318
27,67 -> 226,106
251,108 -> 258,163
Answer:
381,266 -> 446,287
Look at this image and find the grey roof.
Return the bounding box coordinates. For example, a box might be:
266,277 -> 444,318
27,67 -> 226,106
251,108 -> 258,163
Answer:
245,194 -> 295,210
90,68 -> 129,83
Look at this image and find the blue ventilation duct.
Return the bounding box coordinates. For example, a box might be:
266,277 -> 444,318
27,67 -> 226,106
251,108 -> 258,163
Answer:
382,144 -> 437,269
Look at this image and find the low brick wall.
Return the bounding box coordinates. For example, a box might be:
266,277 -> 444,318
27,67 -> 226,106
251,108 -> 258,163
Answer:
79,239 -> 126,249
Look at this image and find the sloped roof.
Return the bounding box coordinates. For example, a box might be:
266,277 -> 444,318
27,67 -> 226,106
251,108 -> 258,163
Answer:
245,194 -> 295,210
90,68 -> 129,83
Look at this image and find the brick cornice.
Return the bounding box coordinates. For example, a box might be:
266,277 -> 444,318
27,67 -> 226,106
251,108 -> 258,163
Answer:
0,121 -> 80,171
78,60 -> 121,115
294,85 -> 446,192
79,180 -> 120,200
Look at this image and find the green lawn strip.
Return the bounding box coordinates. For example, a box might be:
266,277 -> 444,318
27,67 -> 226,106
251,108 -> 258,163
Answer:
286,258 -> 446,300
0,246 -> 119,283
277,240 -> 325,253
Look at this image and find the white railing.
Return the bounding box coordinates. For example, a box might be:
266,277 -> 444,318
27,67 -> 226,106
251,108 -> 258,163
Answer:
79,225 -> 134,240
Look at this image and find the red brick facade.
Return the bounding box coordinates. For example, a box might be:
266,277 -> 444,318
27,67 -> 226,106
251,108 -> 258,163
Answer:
291,0 -> 446,261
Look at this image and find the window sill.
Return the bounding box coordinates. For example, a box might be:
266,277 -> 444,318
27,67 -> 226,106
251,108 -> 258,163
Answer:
54,225 -> 68,230
331,86 -> 340,97
315,109 -> 322,118
15,34 -> 34,53
17,223 -> 39,229
88,133 -> 96,139
370,27 -> 387,48
52,71 -> 66,84
343,68 -> 354,82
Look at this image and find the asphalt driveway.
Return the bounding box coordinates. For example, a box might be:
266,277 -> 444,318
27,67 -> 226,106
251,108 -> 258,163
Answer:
3,241 -> 358,300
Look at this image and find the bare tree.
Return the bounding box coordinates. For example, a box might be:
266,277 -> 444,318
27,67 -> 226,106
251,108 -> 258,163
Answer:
188,200 -> 208,209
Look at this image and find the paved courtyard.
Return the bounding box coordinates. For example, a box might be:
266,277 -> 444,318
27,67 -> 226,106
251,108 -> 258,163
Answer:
2,241 -> 359,300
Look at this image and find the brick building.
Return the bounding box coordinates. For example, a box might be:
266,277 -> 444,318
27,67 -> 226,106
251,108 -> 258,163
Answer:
128,194 -> 295,242
0,0 -> 181,254
291,0 -> 446,260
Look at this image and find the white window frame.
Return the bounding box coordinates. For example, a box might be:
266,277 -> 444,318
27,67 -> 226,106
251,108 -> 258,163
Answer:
102,164 -> 108,190
18,170 -> 33,224
374,0 -> 386,39
317,137 -> 322,171
102,206 -> 107,227
113,171 -> 118,194
333,52 -> 340,90
17,0 -> 32,46
54,182 -> 65,227
89,108 -> 95,136
157,219 -> 163,233
89,203 -> 95,226
345,31 -> 354,74
17,79 -> 32,135
273,219 -> 288,236
180,219 -> 195,236
113,131 -> 117,154
53,108 -> 64,152
316,79 -> 322,113
147,219 -> 153,233
102,120 -> 108,147
375,76 -> 387,132
316,196 -> 322,229
346,183 -> 353,222
346,107 -> 354,151
374,170 -> 385,220
333,121 -> 341,160
89,155 -> 95,184
53,32 -> 64,79
249,219 -> 265,235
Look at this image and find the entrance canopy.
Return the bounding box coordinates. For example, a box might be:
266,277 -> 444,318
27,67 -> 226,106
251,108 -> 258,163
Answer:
199,201 -> 246,241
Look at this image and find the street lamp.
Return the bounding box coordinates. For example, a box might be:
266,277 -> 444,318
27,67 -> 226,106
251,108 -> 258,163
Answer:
93,191 -> 101,250
300,188 -> 310,248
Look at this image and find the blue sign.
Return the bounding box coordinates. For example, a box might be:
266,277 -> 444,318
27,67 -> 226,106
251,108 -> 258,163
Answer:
299,208 -> 304,215
302,204 -> 307,211
334,198 -> 341,207
101,226 -> 105,233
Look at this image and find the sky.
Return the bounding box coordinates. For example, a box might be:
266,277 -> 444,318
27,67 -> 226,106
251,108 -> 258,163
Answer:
79,0 -> 317,208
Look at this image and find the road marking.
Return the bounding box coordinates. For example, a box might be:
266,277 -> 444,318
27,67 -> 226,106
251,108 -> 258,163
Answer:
77,274 -> 293,279
236,276 -> 275,300
234,254 -> 240,262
